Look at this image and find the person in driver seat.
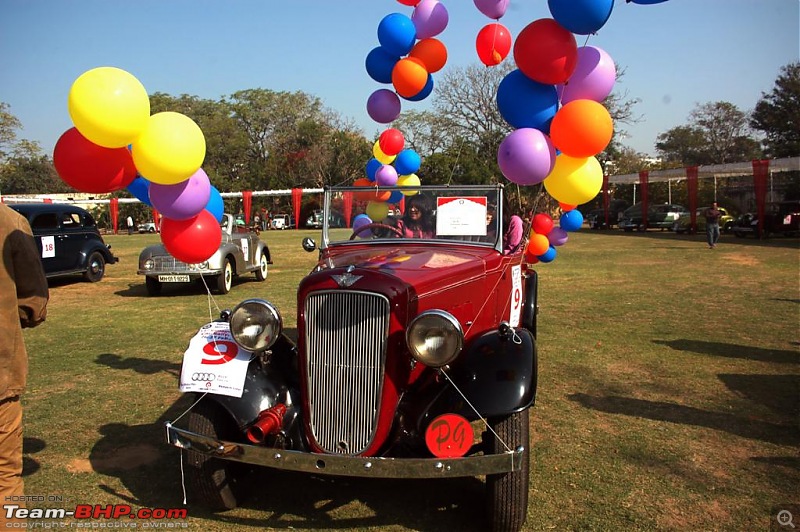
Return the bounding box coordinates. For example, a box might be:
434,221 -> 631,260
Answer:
397,194 -> 435,238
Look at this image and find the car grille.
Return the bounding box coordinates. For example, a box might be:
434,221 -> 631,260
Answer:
151,255 -> 191,272
303,290 -> 390,455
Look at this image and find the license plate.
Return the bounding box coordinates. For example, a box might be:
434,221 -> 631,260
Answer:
158,275 -> 191,283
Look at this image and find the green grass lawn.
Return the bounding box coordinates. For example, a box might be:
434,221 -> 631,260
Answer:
20,227 -> 799,531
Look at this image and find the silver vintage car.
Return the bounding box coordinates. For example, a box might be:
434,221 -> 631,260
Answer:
137,213 -> 271,296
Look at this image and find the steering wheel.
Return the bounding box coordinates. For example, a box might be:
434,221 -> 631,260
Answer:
349,222 -> 404,240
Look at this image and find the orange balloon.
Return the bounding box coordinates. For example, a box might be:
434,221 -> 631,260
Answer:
475,23 -> 512,67
550,99 -> 613,157
354,178 -> 391,202
409,38 -> 448,73
392,57 -> 429,98
527,233 -> 550,256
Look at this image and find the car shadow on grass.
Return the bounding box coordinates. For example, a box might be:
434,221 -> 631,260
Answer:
95,353 -> 181,376
567,393 -> 798,447
652,339 -> 799,364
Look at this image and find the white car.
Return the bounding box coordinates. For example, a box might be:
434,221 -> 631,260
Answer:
137,213 -> 271,295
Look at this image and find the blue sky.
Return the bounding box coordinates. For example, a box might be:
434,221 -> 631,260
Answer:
1,0 -> 798,158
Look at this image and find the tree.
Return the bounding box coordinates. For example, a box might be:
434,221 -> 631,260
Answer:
656,101 -> 761,165
750,62 -> 800,158
0,102 -> 22,163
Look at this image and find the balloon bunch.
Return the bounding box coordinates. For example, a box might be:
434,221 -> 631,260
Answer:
473,0 -> 512,67
524,206 -> 584,264
52,66 -> 223,264
365,0 -> 450,123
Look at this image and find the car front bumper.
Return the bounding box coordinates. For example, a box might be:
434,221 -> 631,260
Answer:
165,423 -> 525,479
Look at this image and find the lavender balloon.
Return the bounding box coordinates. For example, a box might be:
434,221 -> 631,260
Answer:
412,0 -> 449,39
473,0 -> 510,19
149,168 -> 211,220
557,46 -> 616,105
375,164 -> 399,186
547,227 -> 569,246
497,128 -> 556,186
367,89 -> 401,124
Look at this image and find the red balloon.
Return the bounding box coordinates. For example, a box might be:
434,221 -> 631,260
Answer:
409,38 -> 448,73
513,18 -> 577,84
160,210 -> 222,264
559,202 -> 577,211
53,127 -> 137,193
532,213 -> 554,235
397,0 -> 420,5
476,23 -> 512,67
379,128 -> 405,156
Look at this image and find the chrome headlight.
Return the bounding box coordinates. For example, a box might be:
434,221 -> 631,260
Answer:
143,258 -> 154,270
229,299 -> 282,352
406,310 -> 463,368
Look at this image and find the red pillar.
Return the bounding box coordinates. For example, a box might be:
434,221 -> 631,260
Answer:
687,166 -> 698,233
342,192 -> 353,228
292,188 -> 302,229
242,190 -> 252,223
639,170 -> 649,229
110,198 -> 119,234
752,160 -> 769,238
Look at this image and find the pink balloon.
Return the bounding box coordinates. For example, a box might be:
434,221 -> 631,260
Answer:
412,0 -> 449,39
375,164 -> 399,186
473,0 -> 509,19
149,168 -> 211,220
557,46 -> 616,104
497,128 -> 556,186
367,89 -> 402,123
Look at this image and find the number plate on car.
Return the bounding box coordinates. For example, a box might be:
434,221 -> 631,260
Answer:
158,275 -> 191,283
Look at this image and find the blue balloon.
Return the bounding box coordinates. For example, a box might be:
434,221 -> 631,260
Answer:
387,190 -> 404,204
366,158 -> 382,182
497,70 -> 559,132
402,74 -> 434,102
365,46 -> 399,84
538,246 -> 557,263
377,13 -> 416,57
394,149 -> 421,175
205,185 -> 224,222
548,0 -> 614,35
127,176 -> 152,206
560,210 -> 584,232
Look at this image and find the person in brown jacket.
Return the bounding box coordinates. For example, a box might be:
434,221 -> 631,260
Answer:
0,204 -> 48,524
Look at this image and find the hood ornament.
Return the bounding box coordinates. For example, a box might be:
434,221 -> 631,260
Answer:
332,270 -> 362,288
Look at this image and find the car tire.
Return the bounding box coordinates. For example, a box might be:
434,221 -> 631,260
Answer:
255,253 -> 268,282
185,399 -> 247,511
83,251 -> 106,282
486,408 -> 530,532
216,258 -> 233,294
145,276 -> 162,296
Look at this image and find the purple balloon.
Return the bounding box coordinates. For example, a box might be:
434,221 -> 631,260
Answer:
375,164 -> 398,186
473,0 -> 509,19
557,46 -> 616,105
497,129 -> 557,186
367,89 -> 402,124
547,227 -> 569,246
149,168 -> 211,221
412,0 -> 449,39
352,213 -> 373,239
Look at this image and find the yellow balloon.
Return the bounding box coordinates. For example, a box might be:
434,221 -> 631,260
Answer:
373,141 -> 396,164
67,67 -> 150,148
366,201 -> 390,221
543,155 -> 603,206
397,173 -> 420,196
132,112 -> 206,185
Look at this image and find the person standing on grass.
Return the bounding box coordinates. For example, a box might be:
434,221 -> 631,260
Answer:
706,201 -> 722,249
0,204 -> 49,527
126,215 -> 134,235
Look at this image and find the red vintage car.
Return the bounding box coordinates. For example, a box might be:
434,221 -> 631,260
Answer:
165,184 -> 538,531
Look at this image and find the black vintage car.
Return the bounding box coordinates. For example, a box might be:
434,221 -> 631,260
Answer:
733,201 -> 800,238
165,184 -> 537,532
9,203 -> 118,282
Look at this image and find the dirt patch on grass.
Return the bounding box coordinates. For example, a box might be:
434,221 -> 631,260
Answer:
724,254 -> 760,266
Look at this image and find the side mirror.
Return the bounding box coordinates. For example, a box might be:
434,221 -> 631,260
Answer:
302,237 -> 316,252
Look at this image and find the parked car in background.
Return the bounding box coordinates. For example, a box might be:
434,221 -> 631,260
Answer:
137,213 -> 271,295
673,206 -> 736,234
270,213 -> 295,230
619,203 -> 688,232
733,200 -> 800,238
165,184 -> 539,531
587,200 -> 630,229
137,221 -> 158,233
305,209 -> 346,229
9,203 -> 118,282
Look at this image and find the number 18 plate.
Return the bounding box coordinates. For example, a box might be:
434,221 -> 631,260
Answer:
158,274 -> 191,282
